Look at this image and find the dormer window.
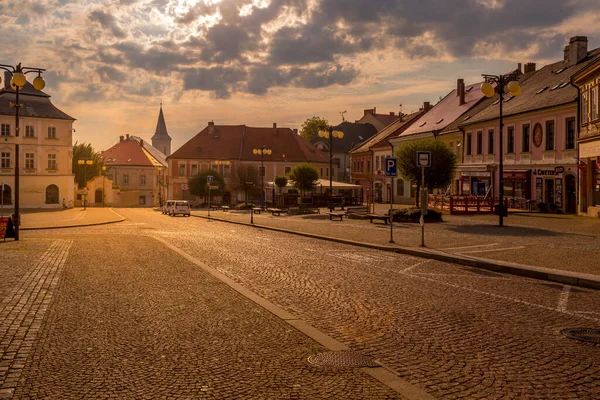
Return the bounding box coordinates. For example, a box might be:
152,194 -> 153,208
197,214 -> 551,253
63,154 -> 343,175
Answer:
436,119 -> 444,124
553,67 -> 567,74
419,122 -> 427,127
536,87 -> 548,94
465,86 -> 474,92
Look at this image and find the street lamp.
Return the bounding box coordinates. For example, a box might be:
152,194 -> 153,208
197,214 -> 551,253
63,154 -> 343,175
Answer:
252,146 -> 272,209
0,63 -> 46,241
318,126 -> 344,212
157,166 -> 163,208
102,166 -> 107,207
77,158 -> 94,210
481,72 -> 521,227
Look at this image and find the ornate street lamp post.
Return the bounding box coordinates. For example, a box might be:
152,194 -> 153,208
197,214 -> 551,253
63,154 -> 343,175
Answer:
252,146 -> 271,209
102,165 -> 107,207
78,158 -> 94,210
480,72 -> 521,227
318,126 -> 344,212
0,63 -> 46,240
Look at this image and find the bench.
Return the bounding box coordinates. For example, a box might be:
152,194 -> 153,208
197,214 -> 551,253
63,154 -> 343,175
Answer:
269,208 -> 285,216
222,206 -> 230,212
346,206 -> 368,219
299,206 -> 320,215
210,205 -> 221,211
327,211 -> 346,221
252,207 -> 263,214
366,213 -> 391,224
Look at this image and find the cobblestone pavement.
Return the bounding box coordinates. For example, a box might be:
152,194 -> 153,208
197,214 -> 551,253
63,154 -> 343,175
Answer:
2,234 -> 400,399
195,207 -> 600,277
3,208 -> 600,399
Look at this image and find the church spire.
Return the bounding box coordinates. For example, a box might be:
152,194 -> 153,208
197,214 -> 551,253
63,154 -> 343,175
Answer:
151,103 -> 172,156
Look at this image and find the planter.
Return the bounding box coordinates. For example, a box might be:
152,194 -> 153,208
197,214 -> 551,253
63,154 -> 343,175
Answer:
393,216 -> 444,223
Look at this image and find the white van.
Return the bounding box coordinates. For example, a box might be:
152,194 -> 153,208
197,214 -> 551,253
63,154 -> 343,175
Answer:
170,200 -> 191,217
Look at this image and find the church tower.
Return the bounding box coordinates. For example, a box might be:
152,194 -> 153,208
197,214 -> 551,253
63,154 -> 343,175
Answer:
151,103 -> 172,156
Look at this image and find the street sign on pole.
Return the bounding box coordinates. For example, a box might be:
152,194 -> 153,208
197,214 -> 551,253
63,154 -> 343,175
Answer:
416,151 -> 431,167
207,175 -> 213,183
385,157 -> 397,177
416,151 -> 431,247
209,185 -> 219,190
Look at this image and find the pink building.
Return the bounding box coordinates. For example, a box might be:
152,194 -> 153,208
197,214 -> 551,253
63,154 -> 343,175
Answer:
460,36 -> 598,213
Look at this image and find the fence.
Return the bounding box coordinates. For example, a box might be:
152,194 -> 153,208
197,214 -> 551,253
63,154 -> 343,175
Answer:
427,195 -> 506,215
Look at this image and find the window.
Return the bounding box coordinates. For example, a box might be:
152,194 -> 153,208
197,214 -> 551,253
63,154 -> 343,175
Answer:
507,127 -> 515,153
284,166 -> 291,175
190,164 -> 198,176
47,127 -> 56,139
487,129 -> 494,154
45,185 -> 59,204
1,124 -> 10,136
455,141 -> 461,159
179,164 -> 185,176
1,152 -> 11,168
25,125 -> 35,138
476,131 -> 482,155
25,153 -> 35,169
592,86 -> 599,121
223,164 -> 230,178
139,175 -> 146,185
367,160 -> 371,173
326,167 -> 329,177
581,91 -> 589,125
396,179 -> 405,197
565,118 -> 576,149
522,124 -> 530,152
139,196 -> 146,205
47,154 -> 57,170
466,133 -> 472,155
123,174 -> 130,185
545,121 -> 555,151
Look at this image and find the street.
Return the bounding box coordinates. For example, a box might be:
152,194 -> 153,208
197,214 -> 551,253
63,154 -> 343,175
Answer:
1,208 -> 599,399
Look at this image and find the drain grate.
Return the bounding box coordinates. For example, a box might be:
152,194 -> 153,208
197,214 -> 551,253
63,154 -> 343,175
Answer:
308,351 -> 379,368
561,328 -> 600,344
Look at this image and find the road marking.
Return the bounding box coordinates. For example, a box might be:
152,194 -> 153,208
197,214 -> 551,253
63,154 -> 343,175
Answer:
456,246 -> 525,254
556,285 -> 571,312
441,243 -> 499,250
400,260 -> 432,273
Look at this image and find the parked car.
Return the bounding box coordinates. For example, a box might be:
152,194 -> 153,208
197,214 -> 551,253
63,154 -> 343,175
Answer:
170,200 -> 191,217
163,200 -> 175,215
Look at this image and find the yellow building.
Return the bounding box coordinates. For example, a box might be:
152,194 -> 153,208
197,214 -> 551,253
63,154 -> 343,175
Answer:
0,71 -> 76,209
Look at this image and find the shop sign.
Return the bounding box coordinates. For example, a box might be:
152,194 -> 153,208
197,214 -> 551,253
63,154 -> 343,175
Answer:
532,168 -> 561,176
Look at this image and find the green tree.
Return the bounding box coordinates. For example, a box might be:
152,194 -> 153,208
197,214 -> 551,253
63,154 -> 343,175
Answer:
188,169 -> 225,200
395,139 -> 457,206
300,116 -> 328,141
73,142 -> 104,189
231,165 -> 259,203
288,164 -> 319,195
274,175 -> 288,207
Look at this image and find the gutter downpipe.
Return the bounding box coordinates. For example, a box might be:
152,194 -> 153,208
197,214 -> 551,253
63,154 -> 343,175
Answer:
570,78 -> 582,215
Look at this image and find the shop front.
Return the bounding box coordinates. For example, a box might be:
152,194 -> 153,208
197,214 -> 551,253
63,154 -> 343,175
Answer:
459,170 -> 493,197
530,166 -> 577,214
579,140 -> 600,217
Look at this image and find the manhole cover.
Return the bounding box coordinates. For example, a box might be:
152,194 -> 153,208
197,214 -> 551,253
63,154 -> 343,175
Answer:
561,328 -> 600,344
307,351 -> 379,368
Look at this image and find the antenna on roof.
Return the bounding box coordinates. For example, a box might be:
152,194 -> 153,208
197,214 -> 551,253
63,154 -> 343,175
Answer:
339,110 -> 347,122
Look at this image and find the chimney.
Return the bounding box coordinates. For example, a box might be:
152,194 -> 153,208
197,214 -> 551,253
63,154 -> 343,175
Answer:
140,139 -> 143,147
126,134 -> 129,139
119,135 -> 124,142
208,121 -> 214,126
293,128 -> 298,135
273,123 -> 277,128
423,101 -> 432,111
564,45 -> 570,62
524,62 -> 536,73
517,63 -> 522,73
569,36 -> 588,66
457,78 -> 465,105
373,107 -> 376,114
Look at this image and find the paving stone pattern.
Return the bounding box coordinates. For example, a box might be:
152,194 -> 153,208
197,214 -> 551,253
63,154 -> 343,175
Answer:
12,235 -> 400,399
0,240 -> 73,399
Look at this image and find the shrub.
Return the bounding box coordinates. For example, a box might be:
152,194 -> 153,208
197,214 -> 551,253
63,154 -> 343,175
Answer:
391,207 -> 442,222
537,202 -> 548,213
236,203 -> 254,210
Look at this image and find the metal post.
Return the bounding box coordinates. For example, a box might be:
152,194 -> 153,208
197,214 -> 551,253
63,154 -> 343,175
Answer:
208,185 -> 211,221
329,127 -> 333,213
420,166 -> 425,247
1,181 -> 4,217
389,176 -> 394,244
14,86 -> 20,239
498,86 -> 505,227
261,153 -> 264,209
83,163 -> 87,210
250,208 -> 254,225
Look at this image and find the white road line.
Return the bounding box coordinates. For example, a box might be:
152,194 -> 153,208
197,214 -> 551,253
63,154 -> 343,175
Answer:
456,246 -> 525,254
556,285 -> 571,312
441,243 -> 499,250
400,260 -> 432,273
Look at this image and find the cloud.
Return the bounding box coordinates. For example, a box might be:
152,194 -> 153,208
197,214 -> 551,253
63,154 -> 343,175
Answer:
88,9 -> 127,38
182,66 -> 248,99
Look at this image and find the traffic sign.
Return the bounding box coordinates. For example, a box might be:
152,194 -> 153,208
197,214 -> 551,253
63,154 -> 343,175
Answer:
416,151 -> 431,167
207,175 -> 213,183
384,157 -> 397,177
209,185 -> 219,190
181,183 -> 189,190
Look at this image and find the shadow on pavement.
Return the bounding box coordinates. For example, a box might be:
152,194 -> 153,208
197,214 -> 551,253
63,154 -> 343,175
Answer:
448,224 -> 559,237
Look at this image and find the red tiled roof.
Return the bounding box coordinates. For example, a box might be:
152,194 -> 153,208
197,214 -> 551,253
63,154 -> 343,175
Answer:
351,110 -> 425,154
374,113 -> 401,127
169,124 -> 328,163
101,138 -> 159,167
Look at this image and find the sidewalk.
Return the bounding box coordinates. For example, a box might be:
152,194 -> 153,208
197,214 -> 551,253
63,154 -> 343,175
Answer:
17,207 -> 125,230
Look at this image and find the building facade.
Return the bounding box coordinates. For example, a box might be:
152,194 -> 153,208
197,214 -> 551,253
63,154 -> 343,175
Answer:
0,71 -> 76,209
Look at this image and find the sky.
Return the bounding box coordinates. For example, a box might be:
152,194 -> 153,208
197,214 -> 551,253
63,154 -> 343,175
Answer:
1,0 -> 600,153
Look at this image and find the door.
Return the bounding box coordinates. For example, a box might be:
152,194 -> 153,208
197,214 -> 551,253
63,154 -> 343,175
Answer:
544,179 -> 555,205
95,189 -> 103,204
565,175 -> 576,214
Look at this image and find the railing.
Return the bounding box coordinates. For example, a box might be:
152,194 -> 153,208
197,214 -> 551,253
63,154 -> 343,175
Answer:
428,195 -> 503,215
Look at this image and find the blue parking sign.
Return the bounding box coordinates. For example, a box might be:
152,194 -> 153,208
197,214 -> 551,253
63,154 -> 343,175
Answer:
207,175 -> 213,183
385,157 -> 397,177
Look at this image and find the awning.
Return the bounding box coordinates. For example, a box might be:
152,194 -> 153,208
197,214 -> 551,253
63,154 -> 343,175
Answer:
315,179 -> 362,189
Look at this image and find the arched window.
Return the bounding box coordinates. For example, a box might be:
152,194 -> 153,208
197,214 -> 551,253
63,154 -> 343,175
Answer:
1,184 -> 12,205
46,184 -> 59,204
396,179 -> 405,197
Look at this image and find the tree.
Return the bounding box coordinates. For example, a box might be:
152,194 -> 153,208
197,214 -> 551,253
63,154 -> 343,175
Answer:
274,175 -> 288,207
230,165 -> 259,203
300,116 -> 328,141
288,164 -> 319,195
73,142 -> 104,189
188,169 -> 225,200
395,139 -> 457,206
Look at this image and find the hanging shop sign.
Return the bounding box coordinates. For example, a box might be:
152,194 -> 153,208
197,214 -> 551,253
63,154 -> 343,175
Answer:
532,168 -> 563,176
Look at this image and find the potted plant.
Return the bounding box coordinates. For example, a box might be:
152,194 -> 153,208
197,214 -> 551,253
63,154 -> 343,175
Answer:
537,202 -> 548,213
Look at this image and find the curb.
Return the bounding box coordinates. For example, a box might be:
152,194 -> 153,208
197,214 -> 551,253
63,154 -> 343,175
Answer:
21,218 -> 126,231
194,214 -> 600,291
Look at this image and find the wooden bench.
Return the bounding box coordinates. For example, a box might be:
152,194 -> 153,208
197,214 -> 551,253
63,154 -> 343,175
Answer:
366,213 -> 390,224
252,207 -> 263,214
299,206 -> 320,215
222,206 -> 230,212
269,208 -> 285,216
346,206 -> 368,219
327,211 -> 346,221
210,205 -> 221,211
